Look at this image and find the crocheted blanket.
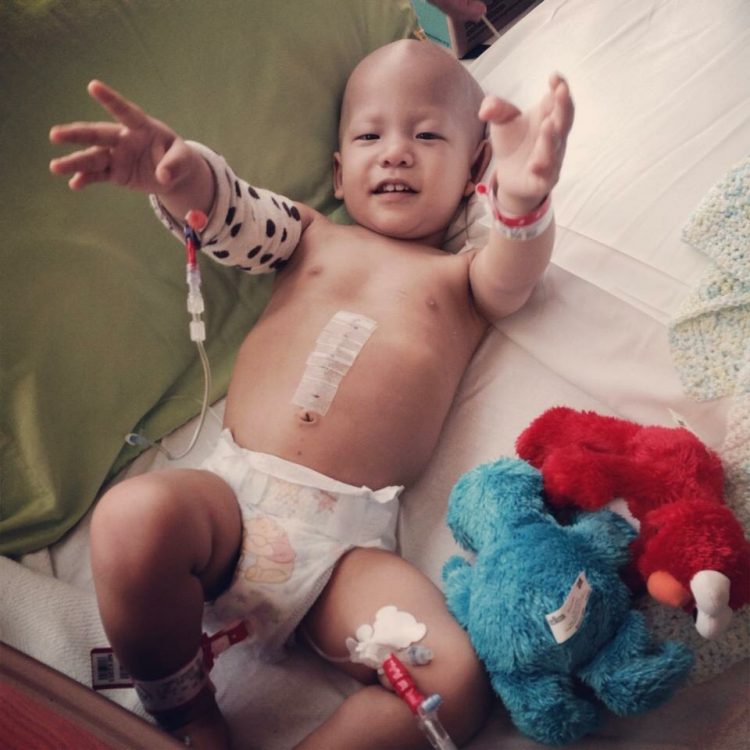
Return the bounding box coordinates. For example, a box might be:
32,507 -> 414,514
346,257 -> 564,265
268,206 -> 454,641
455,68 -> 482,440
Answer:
665,156 -> 749,682
669,155 -> 749,474
669,155 -> 750,403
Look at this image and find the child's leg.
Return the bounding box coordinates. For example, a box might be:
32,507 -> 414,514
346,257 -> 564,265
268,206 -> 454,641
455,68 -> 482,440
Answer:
90,468 -> 241,742
299,548 -> 492,750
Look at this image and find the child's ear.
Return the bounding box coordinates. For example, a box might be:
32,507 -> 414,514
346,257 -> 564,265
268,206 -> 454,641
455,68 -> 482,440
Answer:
333,152 -> 344,199
464,139 -> 491,197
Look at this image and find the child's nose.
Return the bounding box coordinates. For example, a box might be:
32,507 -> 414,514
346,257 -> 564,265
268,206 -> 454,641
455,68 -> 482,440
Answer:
380,137 -> 414,168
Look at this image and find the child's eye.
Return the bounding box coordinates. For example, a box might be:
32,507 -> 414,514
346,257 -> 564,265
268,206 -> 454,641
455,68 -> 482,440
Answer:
416,132 -> 442,140
355,133 -> 379,141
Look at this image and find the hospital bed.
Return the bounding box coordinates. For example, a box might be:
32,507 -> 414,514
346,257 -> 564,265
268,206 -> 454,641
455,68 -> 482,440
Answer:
1,1 -> 748,747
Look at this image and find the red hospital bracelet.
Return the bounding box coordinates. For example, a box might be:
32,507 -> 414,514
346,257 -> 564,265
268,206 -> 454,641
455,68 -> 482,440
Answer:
476,178 -> 553,241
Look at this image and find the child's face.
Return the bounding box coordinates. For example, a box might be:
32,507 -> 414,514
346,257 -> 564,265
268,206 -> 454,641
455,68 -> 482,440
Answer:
334,42 -> 486,247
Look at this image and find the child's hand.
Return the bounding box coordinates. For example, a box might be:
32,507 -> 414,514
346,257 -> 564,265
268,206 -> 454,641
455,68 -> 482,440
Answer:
49,80 -> 198,195
479,74 -> 574,216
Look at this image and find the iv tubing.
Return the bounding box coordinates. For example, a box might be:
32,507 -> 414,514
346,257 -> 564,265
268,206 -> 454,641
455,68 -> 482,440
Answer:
156,337 -> 212,461
480,14 -> 501,41
381,654 -> 457,750
126,210 -> 212,461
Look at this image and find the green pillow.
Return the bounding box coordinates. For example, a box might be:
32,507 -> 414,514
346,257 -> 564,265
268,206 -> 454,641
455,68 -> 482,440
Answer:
0,0 -> 417,555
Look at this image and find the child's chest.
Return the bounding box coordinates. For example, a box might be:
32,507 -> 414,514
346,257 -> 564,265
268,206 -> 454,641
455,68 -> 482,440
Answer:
278,221 -> 475,316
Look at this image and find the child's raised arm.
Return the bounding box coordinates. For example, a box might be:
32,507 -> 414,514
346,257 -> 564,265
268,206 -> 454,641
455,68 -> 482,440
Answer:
469,74 -> 574,322
49,80 -> 214,220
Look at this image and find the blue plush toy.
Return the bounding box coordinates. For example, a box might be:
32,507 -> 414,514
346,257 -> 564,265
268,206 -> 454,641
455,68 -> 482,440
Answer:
443,457 -> 694,746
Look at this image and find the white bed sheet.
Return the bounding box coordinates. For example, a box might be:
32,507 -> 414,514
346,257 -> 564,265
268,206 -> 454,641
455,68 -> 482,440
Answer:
5,0 -> 749,747
471,0 -> 750,305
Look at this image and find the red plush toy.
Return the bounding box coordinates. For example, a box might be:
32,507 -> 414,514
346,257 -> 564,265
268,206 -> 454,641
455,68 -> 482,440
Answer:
516,406 -> 750,639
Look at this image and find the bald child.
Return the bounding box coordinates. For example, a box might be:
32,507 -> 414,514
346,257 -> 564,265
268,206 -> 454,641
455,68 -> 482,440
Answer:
50,39 -> 573,750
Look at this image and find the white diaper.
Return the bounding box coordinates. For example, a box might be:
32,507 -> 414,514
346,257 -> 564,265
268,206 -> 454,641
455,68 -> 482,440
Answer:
202,429 -> 402,658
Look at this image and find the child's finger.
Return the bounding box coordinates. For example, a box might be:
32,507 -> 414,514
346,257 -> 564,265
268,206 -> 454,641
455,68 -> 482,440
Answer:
68,169 -> 112,191
87,79 -> 148,130
548,72 -> 563,90
49,121 -> 122,147
49,145 -> 110,176
154,137 -> 191,188
551,76 -> 574,137
529,119 -> 557,178
478,95 -> 521,126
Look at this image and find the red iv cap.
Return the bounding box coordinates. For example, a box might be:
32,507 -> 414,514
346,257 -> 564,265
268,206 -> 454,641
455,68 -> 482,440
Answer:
185,209 -> 208,232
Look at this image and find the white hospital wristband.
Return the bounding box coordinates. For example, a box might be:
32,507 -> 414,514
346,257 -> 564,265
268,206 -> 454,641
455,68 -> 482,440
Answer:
477,178 -> 553,241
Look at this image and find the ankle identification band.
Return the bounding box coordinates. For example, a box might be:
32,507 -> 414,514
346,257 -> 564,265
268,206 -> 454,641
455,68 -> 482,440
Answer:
132,650 -> 209,714
293,310 -> 377,416
91,620 -> 251,696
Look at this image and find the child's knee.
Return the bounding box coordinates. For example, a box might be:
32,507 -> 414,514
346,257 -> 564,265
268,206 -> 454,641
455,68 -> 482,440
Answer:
426,637 -> 492,745
91,474 -> 184,579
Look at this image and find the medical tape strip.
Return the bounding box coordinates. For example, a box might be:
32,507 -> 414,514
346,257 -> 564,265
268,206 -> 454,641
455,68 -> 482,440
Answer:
293,311 -> 377,415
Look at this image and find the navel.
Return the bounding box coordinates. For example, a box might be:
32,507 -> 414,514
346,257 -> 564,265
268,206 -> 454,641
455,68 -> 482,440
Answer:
297,409 -> 319,425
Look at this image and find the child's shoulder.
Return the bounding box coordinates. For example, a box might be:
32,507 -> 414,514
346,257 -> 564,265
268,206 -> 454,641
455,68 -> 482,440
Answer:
297,202 -> 322,232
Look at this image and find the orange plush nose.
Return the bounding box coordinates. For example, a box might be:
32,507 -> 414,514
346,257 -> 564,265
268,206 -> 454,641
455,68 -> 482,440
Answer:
647,571 -> 692,608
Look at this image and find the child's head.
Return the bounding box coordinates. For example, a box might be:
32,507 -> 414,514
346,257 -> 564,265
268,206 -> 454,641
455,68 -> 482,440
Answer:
334,40 -> 489,247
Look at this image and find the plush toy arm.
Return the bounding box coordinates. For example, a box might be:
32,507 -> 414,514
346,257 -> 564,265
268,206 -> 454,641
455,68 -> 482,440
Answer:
516,407 -> 639,468
447,458 -> 545,552
567,510 -> 636,568
491,670 -> 601,746
578,610 -> 693,715
537,447 -> 639,510
442,556 -> 474,628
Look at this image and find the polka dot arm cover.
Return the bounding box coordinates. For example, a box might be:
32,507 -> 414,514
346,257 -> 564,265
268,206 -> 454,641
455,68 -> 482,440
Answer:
150,141 -> 302,274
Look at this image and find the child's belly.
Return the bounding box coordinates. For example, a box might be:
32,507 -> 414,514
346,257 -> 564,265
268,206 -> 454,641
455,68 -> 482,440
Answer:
223,290 -> 485,489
